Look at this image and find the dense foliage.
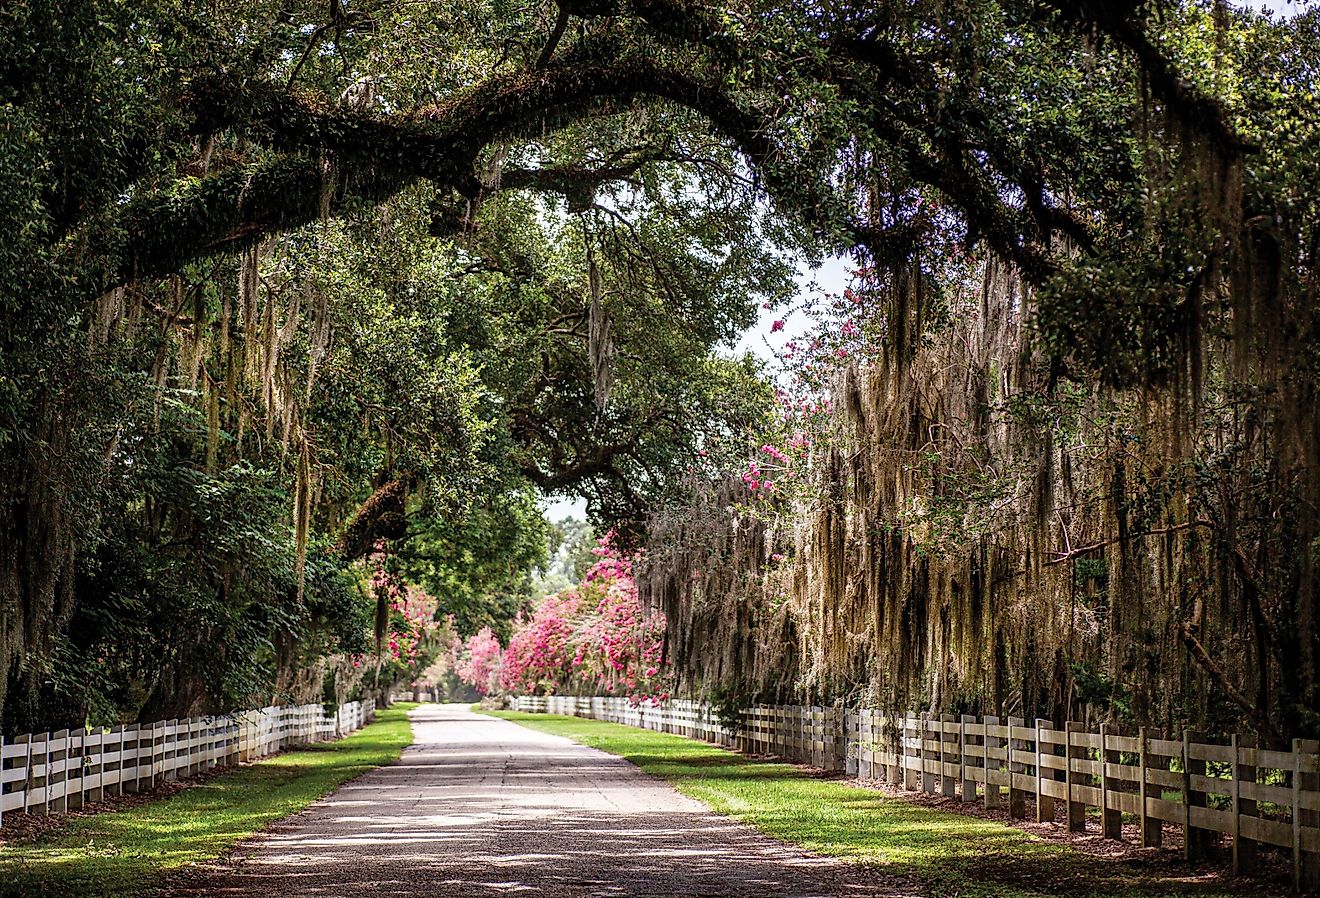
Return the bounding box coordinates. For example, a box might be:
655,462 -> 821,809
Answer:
2,0 -> 1317,746
0,0 -> 785,731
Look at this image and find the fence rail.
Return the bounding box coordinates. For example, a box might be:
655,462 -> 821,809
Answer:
511,695 -> 1320,891
0,699 -> 374,827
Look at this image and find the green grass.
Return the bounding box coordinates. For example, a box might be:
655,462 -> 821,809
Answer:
0,703 -> 418,898
489,711 -> 1286,898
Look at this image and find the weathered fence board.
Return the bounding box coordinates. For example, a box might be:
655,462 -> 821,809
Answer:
511,695 -> 1320,891
0,699 -> 374,828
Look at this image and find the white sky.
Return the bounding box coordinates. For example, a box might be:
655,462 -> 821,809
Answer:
733,255 -> 852,363
1239,0 -> 1309,11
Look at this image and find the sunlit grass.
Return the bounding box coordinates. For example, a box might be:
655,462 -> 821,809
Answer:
490,711 -> 1282,898
0,703 -> 417,898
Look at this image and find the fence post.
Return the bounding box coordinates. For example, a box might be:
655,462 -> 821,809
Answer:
125,724 -> 138,794
162,720 -> 173,782
167,719 -> 180,782
67,729 -> 85,810
1183,729 -> 1211,861
901,715 -> 916,790
1035,719 -> 1053,823
795,706 -> 803,763
799,707 -> 808,765
813,702 -> 823,765
871,713 -> 887,783
198,718 -> 208,772
18,734 -> 33,814
779,707 -> 788,760
35,732 -> 51,815
1100,722 -> 1121,839
120,724 -> 137,794
844,710 -> 857,776
920,713 -> 936,794
1008,716 -> 1027,819
1066,721 -> 1086,832
939,713 -> 956,797
50,729 -> 69,814
857,711 -> 871,780
112,723 -> 126,792
1139,727 -> 1162,847
961,714 -> 976,803
983,715 -> 1001,810
845,709 -> 855,774
152,720 -> 164,788
150,720 -> 162,787
793,706 -> 802,763
797,707 -> 805,764
1231,733 -> 1256,874
1294,738 -> 1320,890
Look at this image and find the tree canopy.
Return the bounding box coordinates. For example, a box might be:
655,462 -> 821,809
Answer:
2,0 -> 1317,739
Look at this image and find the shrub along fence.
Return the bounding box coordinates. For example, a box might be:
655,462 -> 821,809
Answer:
510,695 -> 1320,891
0,699 -> 374,827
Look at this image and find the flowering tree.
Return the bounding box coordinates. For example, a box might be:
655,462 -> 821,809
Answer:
499,589 -> 583,694
488,533 -> 668,702
453,626 -> 504,695
359,550 -> 446,688
570,535 -> 667,700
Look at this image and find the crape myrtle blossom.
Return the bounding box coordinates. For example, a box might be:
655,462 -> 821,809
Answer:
736,267 -> 902,515
452,626 -> 503,695
353,545 -> 442,678
457,533 -> 669,704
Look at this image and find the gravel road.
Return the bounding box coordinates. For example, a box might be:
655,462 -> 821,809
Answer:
172,702 -> 915,897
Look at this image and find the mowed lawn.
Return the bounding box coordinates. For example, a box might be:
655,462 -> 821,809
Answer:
489,711 -> 1288,898
0,703 -> 417,898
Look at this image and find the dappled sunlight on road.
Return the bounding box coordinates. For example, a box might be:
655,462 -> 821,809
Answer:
170,703 -> 915,898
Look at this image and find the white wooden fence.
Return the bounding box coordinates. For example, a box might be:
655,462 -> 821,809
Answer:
0,699 -> 374,827
511,695 -> 1320,890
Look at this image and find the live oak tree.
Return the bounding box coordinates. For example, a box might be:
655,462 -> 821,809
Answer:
0,0 -> 792,725
2,0 -> 1317,737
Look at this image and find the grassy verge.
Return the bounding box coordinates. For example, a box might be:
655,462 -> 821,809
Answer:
0,702 -> 418,898
489,711 -> 1285,898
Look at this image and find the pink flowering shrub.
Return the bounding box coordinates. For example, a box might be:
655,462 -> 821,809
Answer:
453,626 -> 503,695
499,532 -> 668,702
571,534 -> 667,699
500,589 -> 583,694
357,548 -> 443,681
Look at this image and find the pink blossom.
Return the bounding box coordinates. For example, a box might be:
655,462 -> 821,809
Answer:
499,532 -> 668,702
770,319 -> 785,333
454,626 -> 504,695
